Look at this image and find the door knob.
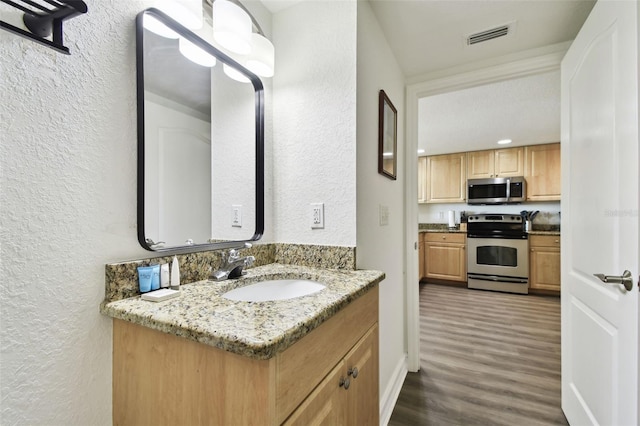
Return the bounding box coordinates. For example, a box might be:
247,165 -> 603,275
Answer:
593,270 -> 634,291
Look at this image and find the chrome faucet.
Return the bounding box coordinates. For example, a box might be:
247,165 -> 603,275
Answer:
210,243 -> 255,281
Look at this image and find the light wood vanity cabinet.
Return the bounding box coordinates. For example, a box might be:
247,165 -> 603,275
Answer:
424,232 -> 466,282
285,325 -> 378,425
113,287 -> 379,426
425,153 -> 466,203
467,147 -> 524,179
525,143 -> 561,201
529,235 -> 561,292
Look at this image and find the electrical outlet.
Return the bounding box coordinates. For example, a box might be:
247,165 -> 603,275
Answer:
438,211 -> 444,220
379,205 -> 389,226
311,203 -> 324,229
232,205 -> 242,227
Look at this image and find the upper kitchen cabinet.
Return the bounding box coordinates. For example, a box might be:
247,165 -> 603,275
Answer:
525,143 -> 561,201
425,153 -> 466,203
467,147 -> 524,179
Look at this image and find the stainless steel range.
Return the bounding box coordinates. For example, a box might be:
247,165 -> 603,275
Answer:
467,214 -> 529,294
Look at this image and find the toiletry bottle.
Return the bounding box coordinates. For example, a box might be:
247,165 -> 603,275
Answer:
170,256 -> 180,290
160,263 -> 170,288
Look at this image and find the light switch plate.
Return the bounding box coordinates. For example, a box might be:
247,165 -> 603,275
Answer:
379,205 -> 389,226
311,203 -> 324,229
232,205 -> 242,227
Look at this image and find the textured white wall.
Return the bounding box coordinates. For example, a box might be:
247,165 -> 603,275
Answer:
272,1 -> 357,246
355,1 -> 407,421
0,1 -> 153,424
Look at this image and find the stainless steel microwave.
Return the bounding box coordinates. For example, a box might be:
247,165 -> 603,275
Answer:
467,177 -> 526,204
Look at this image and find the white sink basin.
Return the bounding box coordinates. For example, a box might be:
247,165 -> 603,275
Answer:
222,279 -> 326,302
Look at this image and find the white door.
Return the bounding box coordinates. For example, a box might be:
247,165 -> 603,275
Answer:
561,1 -> 639,425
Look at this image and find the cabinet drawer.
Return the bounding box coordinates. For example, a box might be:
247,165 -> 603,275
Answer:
424,232 -> 466,244
529,235 -> 561,248
275,287 -> 379,424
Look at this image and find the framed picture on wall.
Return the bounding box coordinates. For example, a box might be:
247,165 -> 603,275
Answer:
378,90 -> 397,180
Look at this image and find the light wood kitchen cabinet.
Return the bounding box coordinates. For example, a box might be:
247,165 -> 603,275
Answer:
418,233 -> 426,280
424,232 -> 467,282
418,156 -> 427,203
529,234 -> 561,292
113,287 -> 379,426
525,143 -> 561,201
467,147 -> 524,179
425,153 -> 466,203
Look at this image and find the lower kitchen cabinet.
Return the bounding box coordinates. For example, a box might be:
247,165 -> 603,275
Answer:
419,233 -> 426,280
424,232 -> 466,282
113,287 -> 379,425
529,235 -> 561,292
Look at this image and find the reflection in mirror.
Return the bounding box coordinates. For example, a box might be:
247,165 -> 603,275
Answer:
137,8 -> 264,253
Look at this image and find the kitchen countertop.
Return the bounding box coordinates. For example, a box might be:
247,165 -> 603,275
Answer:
528,230 -> 561,236
101,263 -> 384,360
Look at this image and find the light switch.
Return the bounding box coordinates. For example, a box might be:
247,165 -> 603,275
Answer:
232,205 -> 242,227
311,203 -> 324,229
379,205 -> 389,226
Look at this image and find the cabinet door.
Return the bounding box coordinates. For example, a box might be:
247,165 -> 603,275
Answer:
424,241 -> 466,282
284,360 -> 347,426
525,143 -> 561,201
494,147 -> 524,177
529,235 -> 561,292
418,157 -> 427,203
425,153 -> 466,203
345,325 -> 379,426
467,150 -> 495,178
418,233 -> 425,281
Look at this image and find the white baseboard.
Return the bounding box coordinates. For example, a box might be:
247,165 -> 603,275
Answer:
379,355 -> 408,426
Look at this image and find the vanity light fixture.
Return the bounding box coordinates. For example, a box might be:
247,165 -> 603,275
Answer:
212,0 -> 252,54
210,0 -> 275,78
144,0 -> 202,38
497,139 -> 512,145
223,63 -> 251,83
246,32 -> 275,77
179,37 -> 217,67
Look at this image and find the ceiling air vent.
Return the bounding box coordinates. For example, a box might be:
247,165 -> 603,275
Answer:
467,24 -> 511,45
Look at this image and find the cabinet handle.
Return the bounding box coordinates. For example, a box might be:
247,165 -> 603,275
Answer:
531,249 -> 534,252
348,367 -> 359,379
339,377 -> 350,390
555,240 -> 559,243
442,236 -> 446,239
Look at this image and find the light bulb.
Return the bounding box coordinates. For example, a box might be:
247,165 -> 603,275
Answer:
179,37 -> 217,67
223,64 -> 251,83
212,0 -> 252,55
246,33 -> 274,77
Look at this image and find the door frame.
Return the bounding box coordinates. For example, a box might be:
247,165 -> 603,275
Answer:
404,43 -> 569,371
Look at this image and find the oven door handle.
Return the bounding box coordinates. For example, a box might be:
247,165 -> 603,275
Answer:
468,273 -> 528,284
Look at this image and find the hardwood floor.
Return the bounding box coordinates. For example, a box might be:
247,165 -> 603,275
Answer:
389,284 -> 567,426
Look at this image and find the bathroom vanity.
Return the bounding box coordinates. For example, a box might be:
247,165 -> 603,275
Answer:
102,264 -> 383,425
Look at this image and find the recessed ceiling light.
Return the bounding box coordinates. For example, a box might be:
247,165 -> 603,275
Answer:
497,139 -> 512,145
417,149 -> 425,154
383,152 -> 394,158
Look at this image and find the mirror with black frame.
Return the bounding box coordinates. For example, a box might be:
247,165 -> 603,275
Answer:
136,8 -> 264,253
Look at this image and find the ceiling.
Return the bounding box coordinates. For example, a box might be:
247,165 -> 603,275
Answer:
368,0 -> 595,79
419,70 -> 560,155
261,0 -> 595,156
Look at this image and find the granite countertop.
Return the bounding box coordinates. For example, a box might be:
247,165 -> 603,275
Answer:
420,228 -> 466,233
101,263 -> 384,360
528,230 -> 561,236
